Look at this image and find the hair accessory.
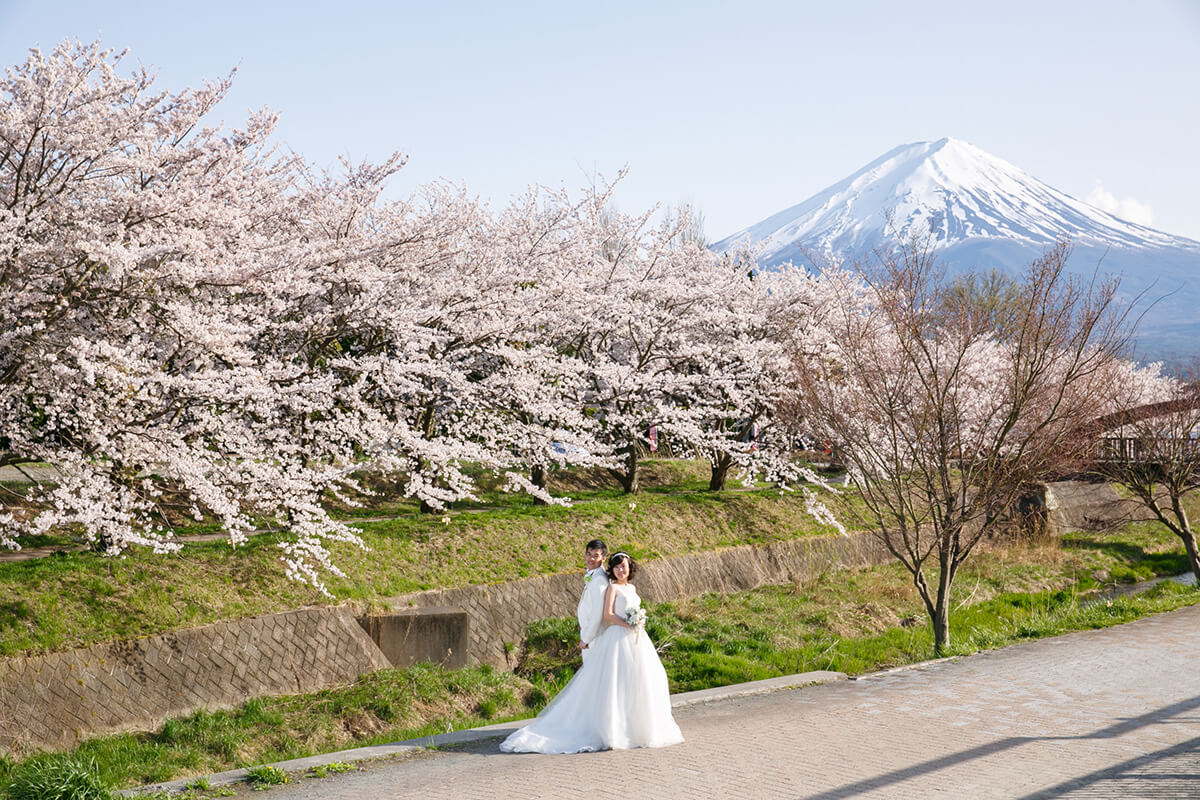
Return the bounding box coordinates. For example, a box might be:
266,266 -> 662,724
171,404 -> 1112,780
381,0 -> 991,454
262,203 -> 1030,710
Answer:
610,551 -> 630,561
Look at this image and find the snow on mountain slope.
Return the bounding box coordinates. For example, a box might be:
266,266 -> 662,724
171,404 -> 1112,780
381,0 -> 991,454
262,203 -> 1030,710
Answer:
715,138 -> 1200,359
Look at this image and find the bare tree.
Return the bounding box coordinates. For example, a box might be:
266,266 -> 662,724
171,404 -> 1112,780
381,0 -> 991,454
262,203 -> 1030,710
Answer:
663,203 -> 709,249
1093,370 -> 1200,582
790,238 -> 1130,653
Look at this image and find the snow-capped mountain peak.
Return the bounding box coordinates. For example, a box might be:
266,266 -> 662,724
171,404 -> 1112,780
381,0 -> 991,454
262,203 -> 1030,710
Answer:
715,138 -> 1200,359
718,137 -> 1195,267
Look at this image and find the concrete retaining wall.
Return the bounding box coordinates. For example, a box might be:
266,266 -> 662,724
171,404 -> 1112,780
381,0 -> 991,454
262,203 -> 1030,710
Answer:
388,531 -> 891,669
1045,480 -> 1139,532
359,608 -> 470,670
0,607 -> 389,755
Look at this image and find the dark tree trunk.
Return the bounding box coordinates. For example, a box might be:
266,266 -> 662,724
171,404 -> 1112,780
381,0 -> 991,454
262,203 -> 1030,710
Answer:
416,402 -> 440,514
1181,529 -> 1200,585
608,446 -> 640,494
1144,494 -> 1199,584
932,593 -> 950,656
530,464 -> 549,505
1168,496 -> 1200,584
915,546 -> 956,656
932,548 -> 954,656
709,452 -> 733,492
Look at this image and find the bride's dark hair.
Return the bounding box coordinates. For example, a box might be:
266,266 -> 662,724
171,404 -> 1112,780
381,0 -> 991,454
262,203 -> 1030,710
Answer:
605,551 -> 638,582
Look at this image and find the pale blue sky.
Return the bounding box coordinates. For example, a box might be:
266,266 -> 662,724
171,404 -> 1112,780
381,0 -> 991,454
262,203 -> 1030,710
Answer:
2,0 -> 1198,240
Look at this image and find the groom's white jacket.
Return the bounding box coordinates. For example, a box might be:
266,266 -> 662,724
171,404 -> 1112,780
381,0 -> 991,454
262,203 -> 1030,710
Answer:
577,567 -> 610,647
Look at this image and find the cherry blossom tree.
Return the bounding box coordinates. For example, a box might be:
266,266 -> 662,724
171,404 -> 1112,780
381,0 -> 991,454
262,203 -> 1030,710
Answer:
788,239 -> 1131,653
298,181 -> 614,512
0,41 -> 406,592
549,201 -> 769,493
0,39 -> 844,594
688,255 -> 830,492
1093,364 -> 1200,581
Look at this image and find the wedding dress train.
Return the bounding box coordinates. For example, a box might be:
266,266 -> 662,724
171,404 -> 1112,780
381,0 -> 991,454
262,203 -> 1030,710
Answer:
500,583 -> 683,753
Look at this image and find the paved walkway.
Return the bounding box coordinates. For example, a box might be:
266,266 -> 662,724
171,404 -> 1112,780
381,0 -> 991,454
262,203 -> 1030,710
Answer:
156,602 -> 1200,799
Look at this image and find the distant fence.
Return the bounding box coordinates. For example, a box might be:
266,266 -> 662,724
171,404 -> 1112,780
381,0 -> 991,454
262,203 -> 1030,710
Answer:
1098,436 -> 1200,462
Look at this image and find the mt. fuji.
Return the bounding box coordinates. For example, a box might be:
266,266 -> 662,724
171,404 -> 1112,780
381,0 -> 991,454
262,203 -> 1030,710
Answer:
714,138 -> 1200,359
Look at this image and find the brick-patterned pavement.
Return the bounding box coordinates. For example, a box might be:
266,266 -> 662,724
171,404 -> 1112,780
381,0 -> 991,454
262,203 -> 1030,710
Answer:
248,603 -> 1200,799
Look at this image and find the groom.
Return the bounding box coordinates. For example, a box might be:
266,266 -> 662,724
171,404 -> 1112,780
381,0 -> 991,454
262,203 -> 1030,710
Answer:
577,538 -> 609,662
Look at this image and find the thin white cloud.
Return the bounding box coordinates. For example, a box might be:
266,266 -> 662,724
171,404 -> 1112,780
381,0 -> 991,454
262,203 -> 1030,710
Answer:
1087,180 -> 1155,227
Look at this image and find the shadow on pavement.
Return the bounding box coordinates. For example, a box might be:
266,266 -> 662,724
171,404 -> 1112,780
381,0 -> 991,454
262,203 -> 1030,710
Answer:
1018,734 -> 1200,798
803,694 -> 1200,800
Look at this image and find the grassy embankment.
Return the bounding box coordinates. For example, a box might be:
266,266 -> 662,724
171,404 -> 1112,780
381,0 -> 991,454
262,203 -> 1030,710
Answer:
520,519 -> 1200,692
0,460 -> 851,658
1,463 -> 1198,797
4,524 -> 1198,798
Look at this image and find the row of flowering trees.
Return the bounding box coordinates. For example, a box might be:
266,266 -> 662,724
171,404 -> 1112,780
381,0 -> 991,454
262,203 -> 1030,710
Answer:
0,42 -> 828,592
5,42 -> 1186,637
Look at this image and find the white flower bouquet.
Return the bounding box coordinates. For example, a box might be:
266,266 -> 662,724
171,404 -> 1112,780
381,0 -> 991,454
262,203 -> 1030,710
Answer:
624,607 -> 647,640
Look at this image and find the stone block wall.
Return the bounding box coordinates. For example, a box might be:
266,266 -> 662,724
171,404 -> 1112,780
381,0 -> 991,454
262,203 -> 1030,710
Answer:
389,531 -> 891,668
0,607 -> 389,755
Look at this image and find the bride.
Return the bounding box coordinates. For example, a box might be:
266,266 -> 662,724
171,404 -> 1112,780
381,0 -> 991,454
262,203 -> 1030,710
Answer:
500,551 -> 684,753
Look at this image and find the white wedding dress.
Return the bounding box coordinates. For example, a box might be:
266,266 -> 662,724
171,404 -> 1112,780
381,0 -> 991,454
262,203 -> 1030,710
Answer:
500,582 -> 684,753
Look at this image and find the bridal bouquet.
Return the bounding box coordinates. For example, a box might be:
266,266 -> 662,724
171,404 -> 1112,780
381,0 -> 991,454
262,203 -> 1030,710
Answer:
624,607 -> 647,641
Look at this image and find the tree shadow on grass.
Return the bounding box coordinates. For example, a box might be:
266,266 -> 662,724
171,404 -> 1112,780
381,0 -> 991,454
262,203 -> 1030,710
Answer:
0,600 -> 32,629
1062,538 -> 1189,578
